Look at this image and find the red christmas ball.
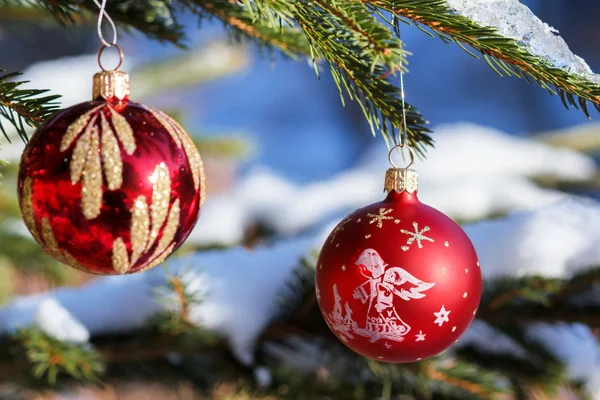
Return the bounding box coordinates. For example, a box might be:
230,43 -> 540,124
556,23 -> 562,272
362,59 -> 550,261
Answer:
316,167 -> 482,363
18,70 -> 205,275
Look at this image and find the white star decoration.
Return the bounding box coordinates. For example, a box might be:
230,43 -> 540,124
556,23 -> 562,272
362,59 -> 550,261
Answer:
400,222 -> 434,249
415,331 -> 426,341
433,305 -> 451,327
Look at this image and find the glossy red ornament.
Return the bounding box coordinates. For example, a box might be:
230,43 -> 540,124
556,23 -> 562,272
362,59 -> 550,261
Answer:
18,69 -> 205,275
316,165 -> 482,363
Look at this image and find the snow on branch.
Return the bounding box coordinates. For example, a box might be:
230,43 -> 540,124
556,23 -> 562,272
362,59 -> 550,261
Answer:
373,0 -> 600,116
446,0 -> 600,84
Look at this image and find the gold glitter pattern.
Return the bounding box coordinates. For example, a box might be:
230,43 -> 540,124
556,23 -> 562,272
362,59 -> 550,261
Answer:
112,238 -> 130,274
137,243 -> 175,273
148,163 -> 171,250
63,251 -> 90,273
400,222 -> 434,249
62,103 -> 138,220
81,126 -> 103,219
108,105 -> 136,155
41,218 -> 65,263
367,207 -> 393,228
154,199 -> 180,256
148,108 -> 182,148
130,196 -> 150,265
70,123 -> 92,184
60,105 -> 103,152
110,162 -> 182,273
148,107 -> 205,196
329,217 -> 352,244
341,265 -> 346,271
21,178 -> 41,244
100,113 -> 123,190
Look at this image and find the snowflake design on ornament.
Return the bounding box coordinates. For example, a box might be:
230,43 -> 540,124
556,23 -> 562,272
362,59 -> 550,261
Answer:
400,222 -> 434,249
329,217 -> 352,244
433,305 -> 451,327
367,208 -> 394,228
415,331 -> 426,341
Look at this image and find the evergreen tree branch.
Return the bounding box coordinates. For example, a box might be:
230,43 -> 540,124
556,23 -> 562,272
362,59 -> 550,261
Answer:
295,1 -> 432,152
0,70 -> 60,142
372,0 -> 600,117
182,0 -> 311,57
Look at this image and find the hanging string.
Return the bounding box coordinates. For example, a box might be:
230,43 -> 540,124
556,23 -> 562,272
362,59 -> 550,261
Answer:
392,9 -> 409,149
399,66 -> 408,147
393,12 -> 408,148
94,0 -> 118,47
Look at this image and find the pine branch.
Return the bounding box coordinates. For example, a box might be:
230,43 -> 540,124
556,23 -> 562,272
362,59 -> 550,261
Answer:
295,1 -> 432,152
0,70 -> 60,142
9,328 -> 104,385
182,0 -> 311,57
372,0 -> 600,117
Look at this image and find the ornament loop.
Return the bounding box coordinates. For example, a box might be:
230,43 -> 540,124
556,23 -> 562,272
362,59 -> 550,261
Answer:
97,43 -> 124,72
388,143 -> 415,169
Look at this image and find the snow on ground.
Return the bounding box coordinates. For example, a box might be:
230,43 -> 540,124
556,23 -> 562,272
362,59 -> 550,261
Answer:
33,298 -> 90,343
189,123 -> 596,246
2,200 -> 600,390
447,0 -> 600,83
467,196 -> 600,278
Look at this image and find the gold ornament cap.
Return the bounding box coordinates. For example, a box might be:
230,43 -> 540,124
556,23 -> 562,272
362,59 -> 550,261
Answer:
384,168 -> 418,193
93,70 -> 130,101
385,144 -> 418,193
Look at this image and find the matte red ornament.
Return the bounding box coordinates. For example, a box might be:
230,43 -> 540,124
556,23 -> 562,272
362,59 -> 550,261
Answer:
316,155 -> 482,363
18,69 -> 205,275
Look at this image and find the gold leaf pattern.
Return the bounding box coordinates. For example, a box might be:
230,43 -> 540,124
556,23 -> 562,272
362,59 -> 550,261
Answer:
148,107 -> 204,194
180,127 -> 204,194
130,196 -> 150,265
63,251 -> 92,273
109,105 -> 136,155
148,108 -> 183,148
62,104 -> 137,220
112,238 -> 130,274
137,243 -> 175,273
41,218 -> 66,263
20,178 -> 42,244
111,162 -> 183,274
81,126 -> 103,219
100,113 -> 123,190
60,105 -> 103,152
39,219 -> 91,273
70,122 -> 93,184
154,199 -> 180,257
147,162 -> 171,250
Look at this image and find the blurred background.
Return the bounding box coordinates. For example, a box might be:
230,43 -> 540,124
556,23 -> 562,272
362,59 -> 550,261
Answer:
1,0 -> 600,399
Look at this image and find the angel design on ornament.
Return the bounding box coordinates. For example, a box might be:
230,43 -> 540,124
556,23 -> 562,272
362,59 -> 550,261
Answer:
351,248 -> 435,342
